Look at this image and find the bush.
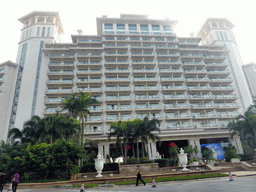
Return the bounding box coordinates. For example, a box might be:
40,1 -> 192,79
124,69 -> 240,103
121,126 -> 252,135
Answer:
139,157 -> 153,164
223,145 -> 240,162
154,158 -> 178,167
80,163 -> 96,173
238,154 -> 253,161
127,158 -> 138,164
103,163 -> 119,172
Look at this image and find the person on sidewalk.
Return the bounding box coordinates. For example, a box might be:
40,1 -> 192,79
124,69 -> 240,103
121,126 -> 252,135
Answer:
136,165 -> 146,186
11,171 -> 20,192
0,171 -> 7,192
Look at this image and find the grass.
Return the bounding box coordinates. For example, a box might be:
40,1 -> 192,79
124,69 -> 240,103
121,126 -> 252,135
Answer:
68,173 -> 228,188
20,179 -> 69,183
114,174 -> 229,185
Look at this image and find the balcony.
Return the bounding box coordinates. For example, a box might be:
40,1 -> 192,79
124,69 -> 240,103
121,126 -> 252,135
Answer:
159,68 -> 183,74
105,77 -> 130,83
163,95 -> 188,100
77,69 -> 101,74
134,86 -> 159,91
162,86 -> 187,91
46,79 -> 73,85
47,71 -> 73,77
48,62 -> 74,69
134,77 -> 158,82
161,77 -> 185,83
191,104 -> 216,110
77,87 -> 102,93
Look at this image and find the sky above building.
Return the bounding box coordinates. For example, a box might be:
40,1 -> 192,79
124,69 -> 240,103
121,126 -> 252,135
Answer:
0,0 -> 255,64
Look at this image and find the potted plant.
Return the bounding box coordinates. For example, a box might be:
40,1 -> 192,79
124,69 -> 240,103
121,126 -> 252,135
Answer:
201,146 -> 216,165
223,144 -> 241,162
184,145 -> 199,165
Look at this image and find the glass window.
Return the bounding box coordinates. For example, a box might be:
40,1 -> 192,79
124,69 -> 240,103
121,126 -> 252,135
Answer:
36,27 -> 40,37
104,23 -> 113,30
47,27 -> 50,37
215,31 -> 220,40
219,31 -> 224,40
140,24 -> 149,31
22,32 -> 25,40
29,28 -> 32,37
117,24 -> 125,30
163,25 -> 172,32
152,25 -> 160,31
223,31 -> 228,40
25,30 -> 29,39
129,24 -> 138,34
42,27 -> 45,37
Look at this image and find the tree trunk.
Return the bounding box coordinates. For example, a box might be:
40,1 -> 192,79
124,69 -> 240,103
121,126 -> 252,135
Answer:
124,145 -> 127,164
142,142 -> 145,157
120,143 -> 124,160
136,140 -> 139,163
132,143 -> 135,158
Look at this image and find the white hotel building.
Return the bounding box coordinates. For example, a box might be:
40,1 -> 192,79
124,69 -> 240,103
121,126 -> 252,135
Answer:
2,11 -> 253,158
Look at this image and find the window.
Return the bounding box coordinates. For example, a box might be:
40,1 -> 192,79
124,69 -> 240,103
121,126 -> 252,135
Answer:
117,24 -> 125,34
22,32 -> 25,40
152,25 -> 161,35
29,28 -> 32,37
42,27 -> 45,37
140,24 -> 149,35
25,30 -> 29,39
129,24 -> 138,34
47,27 -> 50,37
219,31 -> 224,40
215,31 -> 220,40
163,25 -> 172,35
223,31 -> 228,40
36,27 -> 40,37
104,23 -> 114,34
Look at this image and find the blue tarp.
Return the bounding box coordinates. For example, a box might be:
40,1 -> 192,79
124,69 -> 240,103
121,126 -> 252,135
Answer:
200,143 -> 225,160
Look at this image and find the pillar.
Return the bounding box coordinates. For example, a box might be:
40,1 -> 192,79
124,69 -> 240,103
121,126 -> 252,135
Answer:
147,141 -> 157,160
98,142 -> 110,160
228,136 -> 244,154
188,138 -> 202,158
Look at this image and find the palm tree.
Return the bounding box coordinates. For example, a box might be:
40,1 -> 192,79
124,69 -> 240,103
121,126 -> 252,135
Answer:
43,113 -> 64,144
63,92 -> 98,147
8,115 -> 45,145
131,118 -> 143,162
228,105 -> 256,150
140,116 -> 161,158
108,121 -> 125,161
61,117 -> 80,141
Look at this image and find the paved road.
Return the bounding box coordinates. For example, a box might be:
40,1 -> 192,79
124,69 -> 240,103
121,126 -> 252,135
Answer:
18,176 -> 256,192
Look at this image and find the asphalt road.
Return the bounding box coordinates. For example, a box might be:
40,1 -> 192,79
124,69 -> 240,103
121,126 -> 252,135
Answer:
18,175 -> 256,192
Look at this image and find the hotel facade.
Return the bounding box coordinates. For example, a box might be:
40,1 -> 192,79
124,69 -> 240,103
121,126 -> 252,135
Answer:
3,11 -> 254,159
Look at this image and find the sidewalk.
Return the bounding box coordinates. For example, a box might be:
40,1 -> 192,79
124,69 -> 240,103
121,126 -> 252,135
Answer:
224,171 -> 256,177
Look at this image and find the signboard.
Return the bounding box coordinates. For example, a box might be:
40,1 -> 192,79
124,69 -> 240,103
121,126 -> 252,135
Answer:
200,143 -> 225,160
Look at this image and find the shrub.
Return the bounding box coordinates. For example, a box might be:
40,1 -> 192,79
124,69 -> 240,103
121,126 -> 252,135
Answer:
154,158 -> 178,167
103,163 -> 119,172
238,154 -> 253,161
201,146 -> 213,160
224,145 -> 240,162
80,163 -> 96,173
127,158 -> 138,164
139,157 -> 153,164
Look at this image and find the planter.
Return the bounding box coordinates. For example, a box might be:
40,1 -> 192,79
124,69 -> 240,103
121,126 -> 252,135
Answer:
189,161 -> 199,166
94,153 -> 105,178
231,158 -> 240,163
119,163 -> 159,176
178,148 -> 189,172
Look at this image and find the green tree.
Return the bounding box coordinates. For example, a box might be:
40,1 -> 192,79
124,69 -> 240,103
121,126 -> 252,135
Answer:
140,116 -> 160,158
8,116 -> 44,145
63,92 -> 98,148
131,118 -> 143,163
108,120 -> 126,162
228,105 -> 256,153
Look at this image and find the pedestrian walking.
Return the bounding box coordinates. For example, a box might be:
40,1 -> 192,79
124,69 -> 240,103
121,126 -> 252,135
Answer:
11,171 -> 20,192
0,171 -> 7,192
136,165 -> 146,186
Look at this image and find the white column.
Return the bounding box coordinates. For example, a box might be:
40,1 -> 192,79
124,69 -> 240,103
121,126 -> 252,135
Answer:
148,141 -> 157,160
188,138 -> 202,158
98,142 -> 110,159
229,136 -> 244,154
44,17 -> 47,23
